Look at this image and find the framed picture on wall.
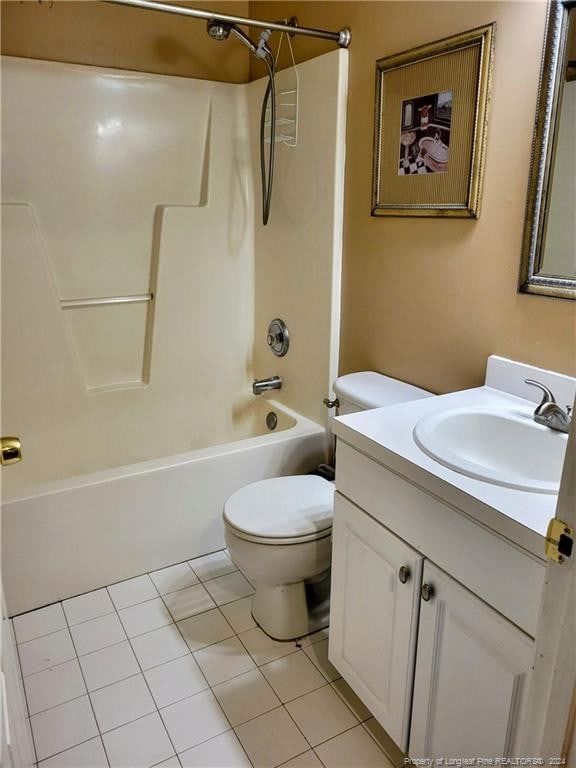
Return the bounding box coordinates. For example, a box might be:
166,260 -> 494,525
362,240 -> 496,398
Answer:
371,24 -> 495,218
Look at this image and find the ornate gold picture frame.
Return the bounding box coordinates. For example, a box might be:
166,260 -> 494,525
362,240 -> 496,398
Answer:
372,24 -> 495,218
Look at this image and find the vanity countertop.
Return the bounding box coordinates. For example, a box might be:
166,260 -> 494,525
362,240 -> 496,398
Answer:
333,385 -> 564,561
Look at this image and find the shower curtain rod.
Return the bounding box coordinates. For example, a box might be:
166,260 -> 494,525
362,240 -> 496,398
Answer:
104,0 -> 351,48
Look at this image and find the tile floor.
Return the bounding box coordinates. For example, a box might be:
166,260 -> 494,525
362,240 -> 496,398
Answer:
12,550 -> 396,768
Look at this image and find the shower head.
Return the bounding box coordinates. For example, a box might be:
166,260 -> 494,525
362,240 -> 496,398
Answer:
206,20 -> 232,41
206,19 -> 271,60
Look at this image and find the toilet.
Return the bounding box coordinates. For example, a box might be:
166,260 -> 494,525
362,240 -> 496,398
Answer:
224,372 -> 433,641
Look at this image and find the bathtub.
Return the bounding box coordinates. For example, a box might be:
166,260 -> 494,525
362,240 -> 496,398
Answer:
2,400 -> 327,615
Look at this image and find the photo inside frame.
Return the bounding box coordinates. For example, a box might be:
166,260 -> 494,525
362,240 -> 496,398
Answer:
376,42 -> 480,208
398,90 -> 452,176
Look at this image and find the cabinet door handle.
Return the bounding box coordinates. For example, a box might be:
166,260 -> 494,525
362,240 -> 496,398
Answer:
421,583 -> 434,601
398,565 -> 410,584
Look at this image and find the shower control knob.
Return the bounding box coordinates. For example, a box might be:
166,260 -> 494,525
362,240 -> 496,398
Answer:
267,319 -> 290,357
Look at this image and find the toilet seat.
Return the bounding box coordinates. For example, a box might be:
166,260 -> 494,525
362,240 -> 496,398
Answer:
224,475 -> 334,546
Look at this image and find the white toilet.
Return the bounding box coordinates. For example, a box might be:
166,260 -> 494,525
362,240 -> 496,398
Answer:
224,372 -> 432,641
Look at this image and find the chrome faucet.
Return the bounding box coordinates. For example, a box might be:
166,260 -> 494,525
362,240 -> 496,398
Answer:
525,379 -> 572,434
253,375 -> 282,395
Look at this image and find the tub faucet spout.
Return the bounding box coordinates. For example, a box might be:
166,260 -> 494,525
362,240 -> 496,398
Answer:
253,376 -> 282,395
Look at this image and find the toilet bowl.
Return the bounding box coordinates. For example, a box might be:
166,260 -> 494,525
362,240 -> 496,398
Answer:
223,372 -> 434,641
224,475 -> 334,641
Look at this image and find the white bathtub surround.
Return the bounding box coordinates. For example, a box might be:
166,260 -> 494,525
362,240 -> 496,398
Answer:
3,401 -> 325,615
1,50 -> 347,496
11,551 -> 394,768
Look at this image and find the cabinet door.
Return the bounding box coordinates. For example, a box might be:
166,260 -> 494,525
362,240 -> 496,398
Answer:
410,562 -> 534,758
329,493 -> 423,751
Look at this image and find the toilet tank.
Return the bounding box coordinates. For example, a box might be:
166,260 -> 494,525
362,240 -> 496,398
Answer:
333,371 -> 433,415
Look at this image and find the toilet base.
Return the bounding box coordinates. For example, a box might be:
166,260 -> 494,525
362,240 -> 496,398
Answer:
251,569 -> 331,641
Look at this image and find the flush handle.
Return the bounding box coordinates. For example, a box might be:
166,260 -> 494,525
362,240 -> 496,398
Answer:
398,566 -> 410,584
1,437 -> 22,466
421,583 -> 434,602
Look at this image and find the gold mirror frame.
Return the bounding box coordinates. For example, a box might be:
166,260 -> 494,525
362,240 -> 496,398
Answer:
519,0 -> 576,300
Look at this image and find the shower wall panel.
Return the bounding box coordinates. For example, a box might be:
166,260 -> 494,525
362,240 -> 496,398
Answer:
250,50 -> 348,428
1,57 -> 256,493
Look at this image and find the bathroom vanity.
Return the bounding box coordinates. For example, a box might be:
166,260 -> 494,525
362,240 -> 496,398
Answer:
328,357 -> 574,757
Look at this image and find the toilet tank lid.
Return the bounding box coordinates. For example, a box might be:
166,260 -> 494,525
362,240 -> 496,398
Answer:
333,371 -> 432,410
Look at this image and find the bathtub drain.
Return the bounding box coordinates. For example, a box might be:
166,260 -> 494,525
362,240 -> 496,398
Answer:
266,411 -> 278,431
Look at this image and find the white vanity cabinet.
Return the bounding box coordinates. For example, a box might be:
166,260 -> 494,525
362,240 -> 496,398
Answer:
410,562 -> 534,758
329,494 -> 423,750
329,442 -> 542,758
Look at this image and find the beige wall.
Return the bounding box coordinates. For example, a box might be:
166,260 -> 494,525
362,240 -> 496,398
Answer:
251,1 -> 576,393
1,0 -> 250,82
3,0 -> 575,395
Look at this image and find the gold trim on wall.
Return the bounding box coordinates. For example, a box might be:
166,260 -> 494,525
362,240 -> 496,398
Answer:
371,24 -> 495,218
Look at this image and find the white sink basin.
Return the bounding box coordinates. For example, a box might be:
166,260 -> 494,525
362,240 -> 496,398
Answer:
413,405 -> 568,494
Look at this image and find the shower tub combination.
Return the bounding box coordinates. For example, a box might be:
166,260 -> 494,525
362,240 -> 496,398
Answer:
2,8 -> 348,616
3,401 -> 326,615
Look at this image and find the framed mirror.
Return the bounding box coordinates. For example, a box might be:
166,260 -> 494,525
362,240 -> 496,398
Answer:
520,0 -> 576,300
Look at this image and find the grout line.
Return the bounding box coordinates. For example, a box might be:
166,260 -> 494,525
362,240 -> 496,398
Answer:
63,603 -> 112,768
123,606 -> 194,763
35,734 -> 109,767
13,624 -> 40,766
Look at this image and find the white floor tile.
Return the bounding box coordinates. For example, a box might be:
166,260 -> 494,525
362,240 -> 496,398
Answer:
145,654 -> 208,708
30,695 -> 98,761
162,584 -> 215,622
70,612 -> 127,656
19,629 -> 76,677
260,651 -> 326,703
150,562 -> 199,595
38,736 -> 108,768
285,685 -> 357,747
177,609 -> 234,653
179,730 -> 251,768
212,668 -> 280,727
302,639 -> 340,682
103,711 -> 175,768
24,659 -> 86,715
188,551 -> 237,583
280,750 -> 324,768
161,689 -> 230,754
108,574 -> 159,610
331,679 -> 372,722
14,604 -> 67,644
234,706 -> 309,768
314,724 -> 393,768
238,627 -> 298,666
131,623 -> 189,670
119,597 -> 173,637
194,636 -> 256,686
90,674 -> 156,732
79,640 -> 140,691
219,597 -> 257,634
204,573 -> 254,606
63,589 -> 115,626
